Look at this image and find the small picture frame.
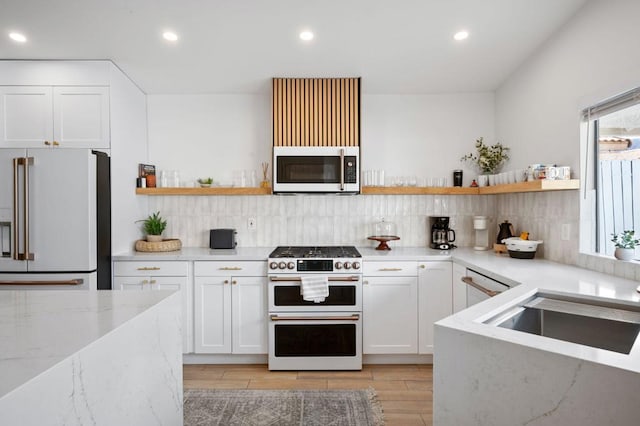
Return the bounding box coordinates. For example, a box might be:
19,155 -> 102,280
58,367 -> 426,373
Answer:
138,164 -> 156,188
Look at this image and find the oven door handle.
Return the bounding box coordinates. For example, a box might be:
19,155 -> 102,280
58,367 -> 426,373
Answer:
339,148 -> 345,191
461,276 -> 501,297
269,276 -> 360,282
270,314 -> 360,322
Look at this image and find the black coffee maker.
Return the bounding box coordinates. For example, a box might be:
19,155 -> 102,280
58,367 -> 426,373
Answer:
430,216 -> 456,250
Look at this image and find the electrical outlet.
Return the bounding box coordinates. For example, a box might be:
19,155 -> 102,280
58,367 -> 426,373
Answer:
247,217 -> 257,230
561,223 -> 571,241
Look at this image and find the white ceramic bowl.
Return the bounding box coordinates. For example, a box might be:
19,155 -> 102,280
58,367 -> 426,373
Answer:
502,237 -> 543,259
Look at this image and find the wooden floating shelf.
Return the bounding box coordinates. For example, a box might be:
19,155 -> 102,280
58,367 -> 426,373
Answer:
135,187 -> 272,196
362,179 -> 580,195
478,179 -> 580,194
136,180 -> 579,196
361,186 -> 479,195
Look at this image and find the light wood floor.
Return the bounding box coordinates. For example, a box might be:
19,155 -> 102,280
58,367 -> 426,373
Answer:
184,364 -> 433,426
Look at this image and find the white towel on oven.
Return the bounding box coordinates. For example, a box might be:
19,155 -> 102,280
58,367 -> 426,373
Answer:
300,275 -> 329,303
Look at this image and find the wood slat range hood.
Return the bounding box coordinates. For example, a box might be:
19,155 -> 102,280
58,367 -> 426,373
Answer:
272,77 -> 361,147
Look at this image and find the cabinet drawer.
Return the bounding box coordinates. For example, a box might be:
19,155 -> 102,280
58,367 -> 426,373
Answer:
113,261 -> 189,277
363,261 -> 418,276
195,261 -> 267,277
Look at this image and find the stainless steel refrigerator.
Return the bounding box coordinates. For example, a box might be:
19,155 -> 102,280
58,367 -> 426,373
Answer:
0,149 -> 111,290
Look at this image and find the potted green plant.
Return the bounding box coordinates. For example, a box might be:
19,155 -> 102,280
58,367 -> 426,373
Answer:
197,177 -> 213,188
611,230 -> 639,261
141,211 -> 167,242
461,137 -> 510,184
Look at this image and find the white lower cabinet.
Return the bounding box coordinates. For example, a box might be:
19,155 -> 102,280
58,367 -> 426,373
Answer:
362,262 -> 418,354
418,261 -> 453,354
112,261 -> 193,353
194,261 -> 267,354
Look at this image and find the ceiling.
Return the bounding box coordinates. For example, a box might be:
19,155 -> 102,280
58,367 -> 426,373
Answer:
1,0 -> 588,94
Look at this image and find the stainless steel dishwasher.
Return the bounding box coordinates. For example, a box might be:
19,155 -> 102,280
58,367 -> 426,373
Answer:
463,269 -> 512,307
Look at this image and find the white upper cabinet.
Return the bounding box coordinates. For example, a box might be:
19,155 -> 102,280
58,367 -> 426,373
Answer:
0,86 -> 109,149
0,87 -> 53,148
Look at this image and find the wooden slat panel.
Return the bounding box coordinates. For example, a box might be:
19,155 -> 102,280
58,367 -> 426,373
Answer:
306,79 -> 310,146
272,77 -> 360,147
341,78 -> 346,146
353,78 -> 360,146
332,79 -> 337,146
284,79 -> 290,146
350,78 -> 355,146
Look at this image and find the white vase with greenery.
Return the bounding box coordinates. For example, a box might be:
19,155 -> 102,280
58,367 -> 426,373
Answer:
461,137 -> 510,183
611,230 -> 638,261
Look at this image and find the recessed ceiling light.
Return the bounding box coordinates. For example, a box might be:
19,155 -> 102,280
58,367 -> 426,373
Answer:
299,31 -> 314,41
162,31 -> 179,42
454,30 -> 469,41
9,32 -> 27,43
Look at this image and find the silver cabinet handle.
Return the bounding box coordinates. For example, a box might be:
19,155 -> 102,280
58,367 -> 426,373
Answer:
378,268 -> 402,271
219,267 -> 242,271
137,267 -> 161,271
461,276 -> 501,297
269,276 -> 359,282
270,314 -> 360,322
0,278 -> 83,286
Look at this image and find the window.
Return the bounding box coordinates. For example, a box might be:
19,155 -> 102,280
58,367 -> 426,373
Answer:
583,88 -> 640,259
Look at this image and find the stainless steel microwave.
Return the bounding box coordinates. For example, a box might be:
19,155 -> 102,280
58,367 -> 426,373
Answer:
273,146 -> 360,194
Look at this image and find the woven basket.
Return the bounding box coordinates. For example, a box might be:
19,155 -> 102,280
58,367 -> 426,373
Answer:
135,238 -> 182,252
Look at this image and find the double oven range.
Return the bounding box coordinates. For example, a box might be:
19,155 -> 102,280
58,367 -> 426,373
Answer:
267,246 -> 363,370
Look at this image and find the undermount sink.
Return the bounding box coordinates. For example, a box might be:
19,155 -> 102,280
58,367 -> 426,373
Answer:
484,292 -> 640,354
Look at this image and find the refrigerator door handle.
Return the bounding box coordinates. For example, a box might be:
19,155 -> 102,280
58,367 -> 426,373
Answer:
22,157 -> 34,261
13,158 -> 34,261
12,158 -> 20,261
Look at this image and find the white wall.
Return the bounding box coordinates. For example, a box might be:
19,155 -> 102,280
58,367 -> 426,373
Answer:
109,64 -> 149,253
496,0 -> 640,172
495,0 -> 640,277
147,92 -> 495,187
362,93 -> 495,186
147,94 -> 271,186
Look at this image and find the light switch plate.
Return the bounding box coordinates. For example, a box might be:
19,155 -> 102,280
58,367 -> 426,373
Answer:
247,217 -> 257,230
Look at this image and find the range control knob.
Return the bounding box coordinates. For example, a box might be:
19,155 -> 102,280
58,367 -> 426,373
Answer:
352,261 -> 360,270
334,262 -> 343,270
287,262 -> 295,270
278,261 -> 286,270
269,262 -> 278,270
343,262 -> 352,270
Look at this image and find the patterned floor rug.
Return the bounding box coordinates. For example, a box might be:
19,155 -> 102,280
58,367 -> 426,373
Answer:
184,388 -> 385,426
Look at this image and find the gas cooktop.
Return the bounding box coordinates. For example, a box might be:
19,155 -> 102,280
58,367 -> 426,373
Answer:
269,246 -> 361,259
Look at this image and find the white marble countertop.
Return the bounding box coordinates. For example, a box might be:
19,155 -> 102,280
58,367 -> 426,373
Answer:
113,246 -> 274,261
442,248 -> 640,373
0,290 -> 176,399
113,246 -> 454,261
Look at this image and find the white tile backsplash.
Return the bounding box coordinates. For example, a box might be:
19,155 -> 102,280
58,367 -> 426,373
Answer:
148,194 -> 496,249
145,191 -> 640,281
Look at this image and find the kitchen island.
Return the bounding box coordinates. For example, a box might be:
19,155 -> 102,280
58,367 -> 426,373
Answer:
435,249 -> 640,425
0,290 -> 183,426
